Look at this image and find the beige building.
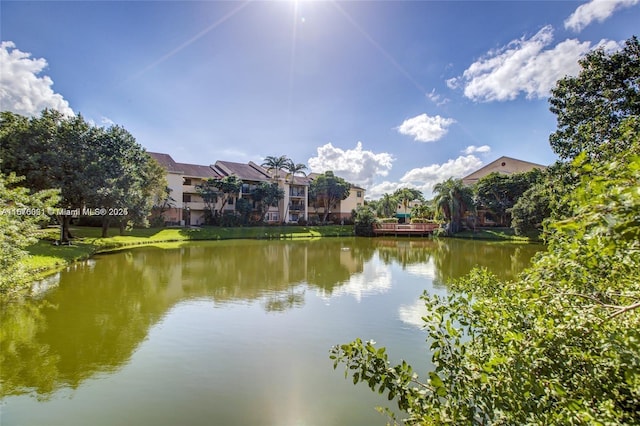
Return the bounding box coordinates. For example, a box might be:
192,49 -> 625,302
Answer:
149,152 -> 312,225
148,152 -> 222,226
461,156 -> 547,186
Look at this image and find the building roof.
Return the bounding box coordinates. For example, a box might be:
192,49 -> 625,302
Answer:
147,152 -> 182,174
462,156 -> 547,185
213,160 -> 272,182
175,162 -> 221,179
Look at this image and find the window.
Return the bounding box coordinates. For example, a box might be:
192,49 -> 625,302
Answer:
356,191 -> 362,198
183,194 -> 191,202
183,178 -> 192,185
228,197 -> 234,205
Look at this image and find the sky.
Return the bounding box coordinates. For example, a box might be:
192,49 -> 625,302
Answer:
1,0 -> 639,199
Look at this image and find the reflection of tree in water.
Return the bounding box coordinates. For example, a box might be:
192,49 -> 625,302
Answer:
0,255 -> 168,399
0,239 -> 375,399
374,238 -> 437,268
431,239 -> 543,287
370,238 -> 542,289
0,238 -> 541,400
263,288 -> 306,312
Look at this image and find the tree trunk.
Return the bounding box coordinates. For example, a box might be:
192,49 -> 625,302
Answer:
101,217 -> 111,238
60,215 -> 72,243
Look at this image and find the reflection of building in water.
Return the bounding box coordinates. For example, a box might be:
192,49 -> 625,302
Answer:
121,240 -> 370,307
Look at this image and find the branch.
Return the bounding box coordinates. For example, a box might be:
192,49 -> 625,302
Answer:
608,301 -> 640,320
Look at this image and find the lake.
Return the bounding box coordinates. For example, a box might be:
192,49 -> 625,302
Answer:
0,237 -> 543,425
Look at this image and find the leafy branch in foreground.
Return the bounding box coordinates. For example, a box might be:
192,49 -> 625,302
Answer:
331,146 -> 640,424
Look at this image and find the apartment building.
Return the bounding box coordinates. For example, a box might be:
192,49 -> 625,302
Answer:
148,152 -> 222,226
149,152 -> 316,225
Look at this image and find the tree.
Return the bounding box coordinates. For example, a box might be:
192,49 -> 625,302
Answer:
549,36 -> 640,161
196,178 -> 220,225
0,173 -> 60,293
89,125 -> 166,237
377,193 -> 398,218
284,160 -> 307,184
474,169 -> 543,227
309,171 -> 351,223
393,188 -> 423,221
432,178 -> 474,234
251,182 -> 284,223
282,160 -> 308,221
353,205 -> 377,237
1,110 -> 99,241
0,111 -> 165,239
212,175 -> 242,217
509,182 -> 552,235
261,155 -> 290,180
410,202 -> 435,220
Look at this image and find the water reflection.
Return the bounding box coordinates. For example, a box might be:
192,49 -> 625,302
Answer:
0,237 -> 542,404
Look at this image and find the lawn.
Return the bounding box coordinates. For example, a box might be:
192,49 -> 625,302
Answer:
452,227 -> 541,242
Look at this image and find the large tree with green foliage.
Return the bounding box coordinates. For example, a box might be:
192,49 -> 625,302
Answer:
377,193 -> 398,218
0,110 -> 165,240
196,178 -> 220,225
90,125 -> 166,237
251,181 -> 284,222
474,168 -> 543,226
1,110 -> 98,241
0,173 -> 60,293
433,178 -> 474,234
212,175 -> 242,217
309,171 -> 351,223
549,36 -> 639,161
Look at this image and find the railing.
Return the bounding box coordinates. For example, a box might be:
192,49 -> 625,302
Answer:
289,190 -> 306,197
288,204 -> 305,212
373,223 -> 439,235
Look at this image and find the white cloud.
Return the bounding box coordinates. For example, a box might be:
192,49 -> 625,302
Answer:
367,154 -> 483,200
397,113 -> 456,142
463,145 -> 491,155
565,0 -> 639,32
308,142 -> 394,187
317,260 -> 392,302
452,26 -> 617,102
0,41 -> 73,117
398,299 -> 429,328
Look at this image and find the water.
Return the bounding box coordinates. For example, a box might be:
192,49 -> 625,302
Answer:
0,237 -> 543,426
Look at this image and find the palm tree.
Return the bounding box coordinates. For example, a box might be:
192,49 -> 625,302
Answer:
285,160 -> 307,184
261,155 -> 290,180
283,160 -> 307,222
433,178 -> 474,234
379,193 -> 397,218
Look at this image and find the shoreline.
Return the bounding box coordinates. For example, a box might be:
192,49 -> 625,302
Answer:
9,225 -> 540,299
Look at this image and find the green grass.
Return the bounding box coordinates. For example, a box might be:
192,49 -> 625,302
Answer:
452,227 -> 541,242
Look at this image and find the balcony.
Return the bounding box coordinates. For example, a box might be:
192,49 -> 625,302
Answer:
289,189 -> 306,198
288,204 -> 305,212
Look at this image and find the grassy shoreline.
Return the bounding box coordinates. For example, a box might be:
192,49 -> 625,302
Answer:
22,225 -> 356,282
17,225 -> 540,294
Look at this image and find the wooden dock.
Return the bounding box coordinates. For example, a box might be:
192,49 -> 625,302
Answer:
372,223 -> 439,236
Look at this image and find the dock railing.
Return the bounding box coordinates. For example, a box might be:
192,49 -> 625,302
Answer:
372,222 -> 440,235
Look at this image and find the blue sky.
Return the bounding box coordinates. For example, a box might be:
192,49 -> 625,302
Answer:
1,0 -> 638,198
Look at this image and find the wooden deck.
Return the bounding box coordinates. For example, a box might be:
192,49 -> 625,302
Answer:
373,223 -> 439,236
